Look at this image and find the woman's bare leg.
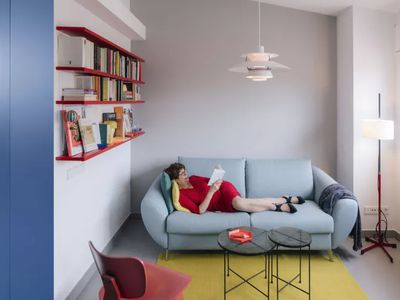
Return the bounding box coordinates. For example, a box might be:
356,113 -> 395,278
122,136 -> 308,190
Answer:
232,196 -> 292,213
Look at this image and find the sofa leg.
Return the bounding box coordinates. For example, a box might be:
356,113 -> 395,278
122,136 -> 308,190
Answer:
327,249 -> 334,262
165,249 -> 169,261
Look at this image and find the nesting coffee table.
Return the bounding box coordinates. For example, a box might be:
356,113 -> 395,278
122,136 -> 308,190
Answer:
218,226 -> 275,299
268,227 -> 312,300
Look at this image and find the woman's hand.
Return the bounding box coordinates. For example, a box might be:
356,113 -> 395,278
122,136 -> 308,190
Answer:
199,180 -> 223,214
210,179 -> 223,193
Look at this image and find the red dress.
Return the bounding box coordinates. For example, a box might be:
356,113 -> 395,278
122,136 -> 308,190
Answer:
179,176 -> 241,214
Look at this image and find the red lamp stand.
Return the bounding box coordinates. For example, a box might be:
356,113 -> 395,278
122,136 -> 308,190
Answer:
360,94 -> 397,263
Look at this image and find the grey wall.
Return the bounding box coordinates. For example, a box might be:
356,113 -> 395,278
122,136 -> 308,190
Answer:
130,0 -> 337,212
337,7 -> 354,191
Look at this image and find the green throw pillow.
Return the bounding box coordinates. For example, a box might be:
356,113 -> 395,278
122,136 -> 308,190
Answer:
160,172 -> 174,213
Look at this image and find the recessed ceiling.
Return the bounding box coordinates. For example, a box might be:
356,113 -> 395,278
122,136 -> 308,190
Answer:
253,0 -> 400,16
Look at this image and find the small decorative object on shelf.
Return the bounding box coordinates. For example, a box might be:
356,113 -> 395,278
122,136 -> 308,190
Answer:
56,26 -> 146,162
228,228 -> 253,243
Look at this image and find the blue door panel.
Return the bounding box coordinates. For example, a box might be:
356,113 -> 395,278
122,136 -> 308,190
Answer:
10,1 -> 54,299
0,0 -> 11,299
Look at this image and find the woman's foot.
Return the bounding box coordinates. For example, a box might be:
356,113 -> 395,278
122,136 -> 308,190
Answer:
274,203 -> 297,213
282,195 -> 305,204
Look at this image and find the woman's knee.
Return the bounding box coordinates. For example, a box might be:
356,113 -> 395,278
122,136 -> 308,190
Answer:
232,196 -> 246,211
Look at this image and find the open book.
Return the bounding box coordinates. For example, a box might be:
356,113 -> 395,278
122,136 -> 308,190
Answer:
208,166 -> 226,186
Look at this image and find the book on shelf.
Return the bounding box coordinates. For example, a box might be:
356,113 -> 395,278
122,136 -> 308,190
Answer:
63,95 -> 98,101
92,123 -> 102,146
99,124 -> 109,145
135,85 -> 141,100
62,88 -> 98,101
75,75 -> 140,101
78,118 -> 99,153
62,88 -> 96,94
104,121 -> 117,144
61,109 -> 83,156
114,106 -> 125,138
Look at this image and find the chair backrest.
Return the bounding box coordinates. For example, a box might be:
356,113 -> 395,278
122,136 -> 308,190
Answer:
89,241 -> 146,298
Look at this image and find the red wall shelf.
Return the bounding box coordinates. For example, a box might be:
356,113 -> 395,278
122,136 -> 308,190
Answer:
55,66 -> 145,84
56,132 -> 145,162
56,26 -> 145,62
56,100 -> 145,105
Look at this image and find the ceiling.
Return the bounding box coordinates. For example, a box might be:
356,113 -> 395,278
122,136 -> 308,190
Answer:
253,0 -> 400,16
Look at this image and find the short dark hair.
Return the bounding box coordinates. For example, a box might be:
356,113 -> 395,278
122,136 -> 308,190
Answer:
164,163 -> 185,180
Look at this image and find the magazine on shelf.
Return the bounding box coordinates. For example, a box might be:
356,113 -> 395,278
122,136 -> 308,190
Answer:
78,118 -> 99,153
123,108 -> 134,133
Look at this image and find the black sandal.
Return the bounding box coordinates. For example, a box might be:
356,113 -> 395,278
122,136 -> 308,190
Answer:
282,196 -> 305,205
274,203 -> 297,213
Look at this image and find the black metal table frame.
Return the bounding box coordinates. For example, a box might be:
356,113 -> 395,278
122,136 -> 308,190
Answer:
223,249 -> 273,299
272,244 -> 311,300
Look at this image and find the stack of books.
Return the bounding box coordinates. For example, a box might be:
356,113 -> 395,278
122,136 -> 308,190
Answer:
62,88 -> 97,101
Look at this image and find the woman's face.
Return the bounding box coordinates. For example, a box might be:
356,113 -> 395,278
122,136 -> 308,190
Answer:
176,168 -> 189,186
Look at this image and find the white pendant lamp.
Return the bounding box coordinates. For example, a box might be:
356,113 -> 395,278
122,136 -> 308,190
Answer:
229,0 -> 289,81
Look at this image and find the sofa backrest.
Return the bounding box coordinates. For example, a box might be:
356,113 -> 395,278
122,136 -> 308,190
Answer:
246,159 -> 314,199
178,157 -> 246,197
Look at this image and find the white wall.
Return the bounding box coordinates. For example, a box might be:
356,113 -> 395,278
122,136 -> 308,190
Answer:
353,7 -> 396,231
395,13 -> 400,234
54,1 -> 135,299
337,6 -> 396,231
337,7 -> 354,191
130,0 -> 337,212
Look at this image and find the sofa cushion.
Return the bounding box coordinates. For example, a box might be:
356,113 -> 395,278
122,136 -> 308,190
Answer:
171,180 -> 190,212
178,157 -> 246,197
160,172 -> 175,213
246,159 -> 313,199
167,211 -> 250,234
251,201 -> 334,234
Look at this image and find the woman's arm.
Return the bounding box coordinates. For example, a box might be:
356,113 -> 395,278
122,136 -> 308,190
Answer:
198,180 -> 222,214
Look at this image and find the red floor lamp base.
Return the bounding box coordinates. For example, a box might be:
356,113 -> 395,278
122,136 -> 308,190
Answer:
361,235 -> 397,263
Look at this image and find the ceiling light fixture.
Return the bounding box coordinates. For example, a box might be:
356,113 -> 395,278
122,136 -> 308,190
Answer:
229,0 -> 289,81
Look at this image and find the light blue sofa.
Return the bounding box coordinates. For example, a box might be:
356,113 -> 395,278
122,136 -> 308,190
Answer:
141,157 -> 358,255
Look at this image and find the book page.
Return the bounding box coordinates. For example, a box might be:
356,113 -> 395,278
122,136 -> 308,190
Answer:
208,168 -> 226,186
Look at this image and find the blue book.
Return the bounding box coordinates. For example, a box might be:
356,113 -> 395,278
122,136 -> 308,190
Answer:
99,124 -> 108,145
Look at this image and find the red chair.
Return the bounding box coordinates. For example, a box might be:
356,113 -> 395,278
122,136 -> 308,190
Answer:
89,241 -> 191,300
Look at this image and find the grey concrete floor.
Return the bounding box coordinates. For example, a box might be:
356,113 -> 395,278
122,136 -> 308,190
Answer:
76,217 -> 400,300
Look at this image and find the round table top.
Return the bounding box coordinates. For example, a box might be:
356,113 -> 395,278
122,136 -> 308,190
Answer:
268,227 -> 312,248
218,226 -> 275,255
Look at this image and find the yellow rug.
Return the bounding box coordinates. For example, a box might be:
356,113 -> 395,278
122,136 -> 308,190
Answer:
158,253 -> 369,300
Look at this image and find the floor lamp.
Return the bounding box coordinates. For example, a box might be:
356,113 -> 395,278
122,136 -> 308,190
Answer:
361,93 -> 397,263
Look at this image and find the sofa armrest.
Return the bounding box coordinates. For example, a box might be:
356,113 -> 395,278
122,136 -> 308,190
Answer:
312,166 -> 358,249
312,166 -> 337,203
140,175 -> 169,249
331,198 -> 358,249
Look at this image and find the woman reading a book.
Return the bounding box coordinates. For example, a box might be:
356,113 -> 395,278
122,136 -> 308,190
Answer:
164,163 -> 305,215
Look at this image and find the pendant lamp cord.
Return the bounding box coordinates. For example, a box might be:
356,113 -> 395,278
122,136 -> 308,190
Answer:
258,0 -> 261,49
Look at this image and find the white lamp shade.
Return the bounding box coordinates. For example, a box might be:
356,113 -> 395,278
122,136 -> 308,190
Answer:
362,119 -> 394,140
245,69 -> 273,80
